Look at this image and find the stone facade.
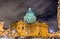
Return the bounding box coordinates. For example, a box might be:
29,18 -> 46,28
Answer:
58,0 -> 60,31
57,0 -> 60,37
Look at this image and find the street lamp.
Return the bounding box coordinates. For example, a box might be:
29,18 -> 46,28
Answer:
49,30 -> 54,33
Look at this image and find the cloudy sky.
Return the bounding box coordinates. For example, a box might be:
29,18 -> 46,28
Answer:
0,0 -> 58,32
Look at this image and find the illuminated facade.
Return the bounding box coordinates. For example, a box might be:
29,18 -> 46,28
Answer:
0,22 -> 4,31
16,20 -> 48,37
57,0 -> 60,37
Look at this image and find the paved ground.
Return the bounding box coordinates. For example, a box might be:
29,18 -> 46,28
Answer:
0,37 -> 59,39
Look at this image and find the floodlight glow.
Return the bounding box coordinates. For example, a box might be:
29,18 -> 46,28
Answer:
12,29 -> 16,33
49,30 -> 53,33
26,32 -> 28,35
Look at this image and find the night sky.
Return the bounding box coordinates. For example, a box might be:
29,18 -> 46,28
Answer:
0,0 -> 58,32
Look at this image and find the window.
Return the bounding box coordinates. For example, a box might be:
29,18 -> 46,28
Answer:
38,32 -> 40,35
22,27 -> 24,30
18,27 -> 20,29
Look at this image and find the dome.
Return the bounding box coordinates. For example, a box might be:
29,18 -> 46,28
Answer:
24,8 -> 36,23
